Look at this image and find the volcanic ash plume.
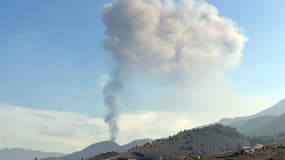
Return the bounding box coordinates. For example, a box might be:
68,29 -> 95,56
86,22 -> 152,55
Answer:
102,0 -> 247,140
103,71 -> 122,141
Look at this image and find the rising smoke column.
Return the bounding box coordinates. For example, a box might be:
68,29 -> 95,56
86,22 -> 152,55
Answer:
103,70 -> 122,141
102,0 -> 247,140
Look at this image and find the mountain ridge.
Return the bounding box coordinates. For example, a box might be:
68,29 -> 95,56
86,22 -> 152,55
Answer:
218,99 -> 285,125
254,99 -> 285,117
42,139 -> 152,160
100,124 -> 250,160
218,98 -> 285,136
0,148 -> 63,160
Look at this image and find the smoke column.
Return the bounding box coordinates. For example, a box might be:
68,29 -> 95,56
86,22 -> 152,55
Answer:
103,70 -> 122,141
101,0 -> 247,140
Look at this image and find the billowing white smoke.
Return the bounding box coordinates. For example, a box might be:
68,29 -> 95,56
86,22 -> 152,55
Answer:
102,0 -> 247,140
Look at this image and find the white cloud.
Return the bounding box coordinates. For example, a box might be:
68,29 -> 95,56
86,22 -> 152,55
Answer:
0,105 -> 197,153
0,104 -> 108,153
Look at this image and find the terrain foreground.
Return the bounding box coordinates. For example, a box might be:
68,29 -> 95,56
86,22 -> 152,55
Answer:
187,146 -> 285,160
87,125 -> 285,160
89,146 -> 285,160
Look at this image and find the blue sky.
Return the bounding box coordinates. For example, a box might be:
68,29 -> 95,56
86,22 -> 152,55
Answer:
1,0 -> 285,116
0,0 -> 113,116
209,0 -> 285,99
1,0 -> 285,153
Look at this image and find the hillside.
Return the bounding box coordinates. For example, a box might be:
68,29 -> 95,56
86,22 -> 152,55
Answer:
219,99 -> 285,126
0,148 -> 63,160
43,139 -> 151,160
249,133 -> 285,146
88,152 -> 120,160
246,113 -> 285,136
183,145 -> 285,160
225,115 -> 276,136
91,145 -> 285,160
100,124 -> 249,160
219,113 -> 285,137
254,99 -> 285,117
218,99 -> 285,136
117,139 -> 153,153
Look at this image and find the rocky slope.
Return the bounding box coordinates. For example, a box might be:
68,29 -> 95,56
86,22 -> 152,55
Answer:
92,124 -> 249,160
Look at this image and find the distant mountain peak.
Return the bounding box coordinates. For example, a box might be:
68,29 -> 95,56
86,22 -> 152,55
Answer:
254,98 -> 285,117
42,138 -> 151,160
0,148 -> 63,160
218,98 -> 285,125
218,98 -> 285,137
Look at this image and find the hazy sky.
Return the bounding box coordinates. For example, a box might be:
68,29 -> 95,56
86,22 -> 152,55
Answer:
0,0 -> 285,153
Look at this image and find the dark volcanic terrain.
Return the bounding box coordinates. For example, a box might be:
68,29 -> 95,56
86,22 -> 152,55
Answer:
88,124 -> 249,160
184,146 -> 285,160
88,145 -> 285,160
